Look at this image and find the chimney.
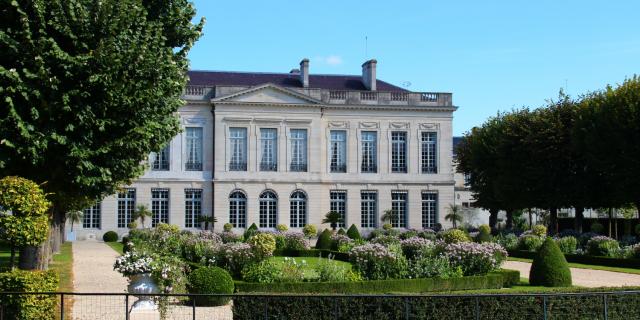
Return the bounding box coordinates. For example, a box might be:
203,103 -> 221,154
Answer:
299,58 -> 309,88
361,59 -> 377,91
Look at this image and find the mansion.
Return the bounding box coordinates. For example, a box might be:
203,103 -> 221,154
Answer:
71,59 -> 458,239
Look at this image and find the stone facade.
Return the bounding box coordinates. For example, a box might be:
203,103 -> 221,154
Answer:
69,59 -> 457,239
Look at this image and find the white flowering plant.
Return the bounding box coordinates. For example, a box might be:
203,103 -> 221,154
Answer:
113,251 -> 154,276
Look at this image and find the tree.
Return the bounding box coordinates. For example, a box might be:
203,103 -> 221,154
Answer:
133,204 -> 152,228
198,215 -> 217,231
0,0 -> 204,269
0,177 -> 51,269
66,211 -> 83,233
322,211 -> 342,231
445,204 -> 463,229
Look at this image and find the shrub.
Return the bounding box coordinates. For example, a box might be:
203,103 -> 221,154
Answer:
219,231 -> 243,243
382,223 -> 392,230
399,229 -> 420,240
590,222 -> 605,234
284,232 -> 310,251
349,243 -> 407,280
417,229 -> 437,241
247,233 -> 276,260
156,223 -> 180,234
243,223 -> 259,240
441,229 -> 471,244
586,236 -> 620,257
578,232 -> 599,246
555,236 -> 578,254
529,238 -> 571,287
276,224 -> 288,232
494,233 -> 518,251
636,224 -> 640,237
370,234 -> 401,247
272,232 -> 286,251
346,224 -> 361,240
337,228 -> 347,235
223,223 -> 233,232
181,237 -> 219,264
400,237 -> 434,260
476,225 -> 492,243
241,260 -> 280,283
518,234 -> 544,251
279,257 -> 307,282
188,267 -> 234,306
408,254 -> 462,279
532,224 -> 547,237
102,231 -> 118,242
302,224 -> 318,239
631,244 -> 640,259
331,233 -> 353,251
315,229 -> 333,250
315,254 -> 361,282
198,230 -> 222,243
218,243 -> 256,276
127,221 -> 138,229
441,242 -> 507,276
0,270 -> 59,320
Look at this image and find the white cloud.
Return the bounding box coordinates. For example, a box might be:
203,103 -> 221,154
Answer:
314,55 -> 343,66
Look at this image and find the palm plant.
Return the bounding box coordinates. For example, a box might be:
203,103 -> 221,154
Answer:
322,211 -> 342,231
198,215 -> 217,230
380,209 -> 396,226
445,204 -> 463,229
66,210 -> 83,232
133,204 -> 152,228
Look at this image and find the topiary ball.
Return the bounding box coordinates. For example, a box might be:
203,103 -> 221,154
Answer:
346,224 -> 361,240
102,231 -> 118,242
188,266 -> 234,306
476,226 -> 492,243
529,237 -> 572,287
315,229 -> 333,250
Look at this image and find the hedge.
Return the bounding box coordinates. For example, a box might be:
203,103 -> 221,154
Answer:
235,270 -> 519,294
509,250 -> 640,268
232,290 -> 640,320
0,270 -> 59,320
273,249 -> 350,262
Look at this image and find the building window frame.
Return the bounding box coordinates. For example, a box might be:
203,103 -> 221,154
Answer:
330,190 -> 347,228
421,191 -> 438,229
151,188 -> 170,227
229,190 -> 247,228
259,190 -> 278,228
421,131 -> 438,174
82,202 -> 101,229
229,127 -> 248,171
391,131 -> 408,173
185,127 -> 203,171
391,190 -> 408,228
185,188 -> 202,228
259,128 -> 278,172
360,191 -> 378,228
289,190 -> 307,228
329,130 -> 347,173
117,188 -> 136,228
152,145 -> 170,171
360,131 -> 378,173
289,128 -> 308,172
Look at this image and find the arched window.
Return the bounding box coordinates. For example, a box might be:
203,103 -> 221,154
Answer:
259,191 -> 278,228
229,191 -> 247,228
290,191 -> 307,228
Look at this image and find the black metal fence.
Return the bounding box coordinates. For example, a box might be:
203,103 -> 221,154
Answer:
1,290 -> 640,320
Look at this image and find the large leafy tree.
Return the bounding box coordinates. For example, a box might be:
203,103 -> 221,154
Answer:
0,0 -> 204,269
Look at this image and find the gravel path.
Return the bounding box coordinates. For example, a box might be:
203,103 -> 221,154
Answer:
503,261 -> 640,287
71,240 -> 232,320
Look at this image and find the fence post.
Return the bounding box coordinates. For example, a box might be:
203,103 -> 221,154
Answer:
264,297 -> 268,320
543,296 -> 548,320
125,293 -> 129,320
475,296 -> 480,320
404,297 -> 409,320
192,296 -> 196,320
603,294 -> 608,320
60,293 -> 64,320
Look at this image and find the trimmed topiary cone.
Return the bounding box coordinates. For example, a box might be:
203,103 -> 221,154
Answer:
315,229 -> 333,250
347,224 -> 361,240
529,237 -> 572,287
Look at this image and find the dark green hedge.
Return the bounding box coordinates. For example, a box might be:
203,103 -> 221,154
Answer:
232,291 -> 640,320
0,270 -> 59,320
235,270 -> 519,294
273,248 -> 350,262
509,250 -> 640,268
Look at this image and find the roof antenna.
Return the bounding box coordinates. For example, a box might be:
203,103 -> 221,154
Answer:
365,36 -> 368,59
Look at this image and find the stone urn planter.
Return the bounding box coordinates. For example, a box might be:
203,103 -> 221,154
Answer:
128,273 -> 159,311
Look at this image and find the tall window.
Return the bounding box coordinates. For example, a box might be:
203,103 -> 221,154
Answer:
260,128 -> 277,171
151,189 -> 169,227
290,129 -> 307,172
330,130 -> 347,173
421,132 -> 437,173
290,191 -> 307,228
229,191 -> 247,228
185,127 -> 203,171
463,173 -> 471,188
184,189 -> 202,228
152,145 -> 170,171
422,192 -> 438,229
360,191 -> 377,228
330,191 -> 347,228
361,131 -> 377,173
259,191 -> 278,228
82,202 -> 101,229
229,127 -> 247,171
391,191 -> 408,228
117,189 -> 135,228
391,132 -> 407,173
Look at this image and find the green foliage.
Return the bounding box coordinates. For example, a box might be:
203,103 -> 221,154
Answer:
133,204 -> 152,228
0,0 -> 204,215
382,223 -> 393,230
247,233 -> 276,260
188,266 -> 234,306
127,221 -> 138,229
445,204 -> 464,229
590,222 -> 605,234
315,229 -> 333,250
518,235 -> 544,251
347,224 -> 362,240
244,223 -> 259,240
241,260 -> 280,283
276,224 -> 288,232
586,236 -> 620,257
223,223 -> 233,232
532,224 -> 547,237
66,211 -> 83,232
314,255 -> 361,282
529,238 -> 572,287
476,225 -> 492,243
441,229 -> 471,244
156,223 -> 180,235
555,236 -> 578,254
302,224 -> 318,239
0,270 -> 59,320
635,224 -> 640,237
337,228 -> 347,235
322,211 -> 343,230
102,231 -> 119,242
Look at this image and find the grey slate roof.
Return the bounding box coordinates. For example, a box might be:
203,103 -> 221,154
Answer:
187,70 -> 408,92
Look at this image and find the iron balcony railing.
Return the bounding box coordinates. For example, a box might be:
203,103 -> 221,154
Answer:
229,162 -> 247,171
260,163 -> 278,171
330,164 -> 347,173
289,163 -> 307,172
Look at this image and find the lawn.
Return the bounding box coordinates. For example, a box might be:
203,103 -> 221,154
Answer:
268,256 -> 352,279
508,257 -> 640,275
106,241 -> 124,255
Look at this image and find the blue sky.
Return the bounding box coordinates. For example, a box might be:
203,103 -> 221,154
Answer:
187,1 -> 640,136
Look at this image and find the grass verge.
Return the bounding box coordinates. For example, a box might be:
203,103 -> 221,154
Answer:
106,241 -> 124,255
508,257 -> 640,275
